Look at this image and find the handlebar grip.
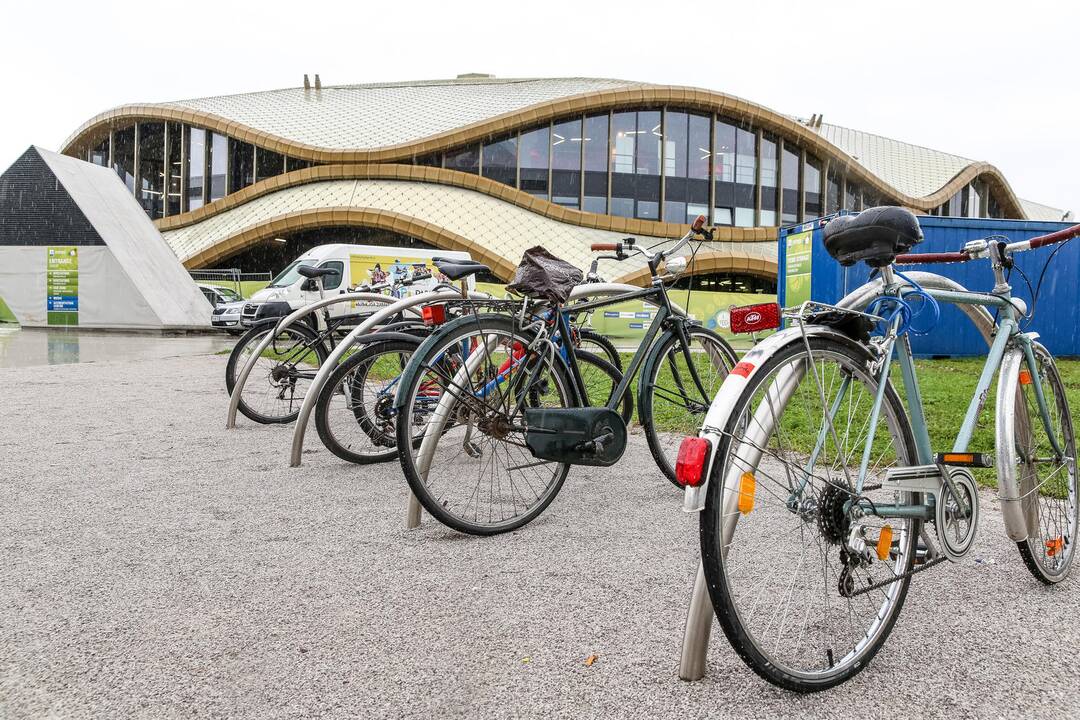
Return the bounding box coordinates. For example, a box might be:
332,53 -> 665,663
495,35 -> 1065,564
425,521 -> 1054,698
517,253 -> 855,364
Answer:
591,243 -> 618,251
1028,222 -> 1080,249
691,215 -> 707,232
894,252 -> 970,265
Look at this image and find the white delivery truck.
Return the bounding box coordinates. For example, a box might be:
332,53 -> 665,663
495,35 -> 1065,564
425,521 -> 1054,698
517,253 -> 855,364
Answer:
240,243 -> 476,326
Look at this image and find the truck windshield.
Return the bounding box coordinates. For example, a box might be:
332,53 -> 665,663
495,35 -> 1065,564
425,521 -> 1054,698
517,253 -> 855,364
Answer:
268,260 -> 310,288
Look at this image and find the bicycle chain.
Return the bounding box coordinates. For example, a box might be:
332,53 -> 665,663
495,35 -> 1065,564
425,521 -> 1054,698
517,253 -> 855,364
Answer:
844,555 -> 947,598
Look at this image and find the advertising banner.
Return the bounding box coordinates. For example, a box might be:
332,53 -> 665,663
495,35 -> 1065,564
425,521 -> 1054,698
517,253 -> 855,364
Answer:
46,246 -> 79,326
348,253 -> 463,308
784,230 -> 813,309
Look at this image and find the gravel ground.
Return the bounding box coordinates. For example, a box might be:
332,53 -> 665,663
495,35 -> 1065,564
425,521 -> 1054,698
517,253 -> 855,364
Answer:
2,352 -> 1079,719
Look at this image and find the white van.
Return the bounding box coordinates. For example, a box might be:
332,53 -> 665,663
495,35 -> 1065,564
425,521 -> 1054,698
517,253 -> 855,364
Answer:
240,244 -> 476,326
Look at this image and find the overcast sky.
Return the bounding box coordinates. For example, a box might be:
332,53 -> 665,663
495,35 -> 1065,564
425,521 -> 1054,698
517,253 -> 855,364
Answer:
2,0 -> 1076,214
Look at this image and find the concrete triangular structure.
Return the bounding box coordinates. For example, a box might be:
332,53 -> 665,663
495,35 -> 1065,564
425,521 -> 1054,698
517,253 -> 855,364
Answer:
0,146 -> 209,329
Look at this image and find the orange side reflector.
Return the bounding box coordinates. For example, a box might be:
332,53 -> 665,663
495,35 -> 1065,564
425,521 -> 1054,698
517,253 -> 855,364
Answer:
941,453 -> 975,465
1019,370 -> 1033,385
876,525 -> 893,561
737,472 -> 756,515
1047,537 -> 1064,557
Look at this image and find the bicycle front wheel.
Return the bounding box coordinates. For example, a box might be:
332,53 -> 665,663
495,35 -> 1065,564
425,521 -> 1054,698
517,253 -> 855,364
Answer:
701,336 -> 920,692
395,313 -> 575,535
641,325 -> 736,484
314,337 -> 421,464
1008,346 -> 1078,584
225,322 -> 328,424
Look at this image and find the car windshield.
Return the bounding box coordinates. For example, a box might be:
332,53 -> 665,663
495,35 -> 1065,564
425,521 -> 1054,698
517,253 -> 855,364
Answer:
268,260 -> 311,288
215,287 -> 242,301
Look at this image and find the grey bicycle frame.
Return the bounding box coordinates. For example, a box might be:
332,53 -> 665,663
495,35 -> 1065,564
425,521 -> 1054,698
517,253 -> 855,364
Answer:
678,268 -> 1063,681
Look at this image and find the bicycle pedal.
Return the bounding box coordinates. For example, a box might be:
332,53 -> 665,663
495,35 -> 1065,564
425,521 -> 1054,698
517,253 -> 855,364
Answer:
463,440 -> 483,458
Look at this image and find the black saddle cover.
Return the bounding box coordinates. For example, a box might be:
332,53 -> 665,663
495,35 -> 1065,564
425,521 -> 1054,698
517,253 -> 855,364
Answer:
507,246 -> 583,304
524,407 -> 627,467
823,206 -> 923,267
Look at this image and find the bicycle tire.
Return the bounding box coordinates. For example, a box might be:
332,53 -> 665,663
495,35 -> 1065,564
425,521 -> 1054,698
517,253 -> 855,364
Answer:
395,312 -> 575,536
578,328 -> 623,372
575,350 -> 633,425
640,325 -> 737,485
1007,346 -> 1078,584
314,337 -> 422,465
700,336 -> 920,692
225,321 -> 329,424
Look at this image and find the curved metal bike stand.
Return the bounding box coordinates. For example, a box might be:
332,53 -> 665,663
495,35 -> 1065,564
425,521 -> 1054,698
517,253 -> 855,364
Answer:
677,271 -> 998,681
287,290 -> 496,468
225,292 -> 401,429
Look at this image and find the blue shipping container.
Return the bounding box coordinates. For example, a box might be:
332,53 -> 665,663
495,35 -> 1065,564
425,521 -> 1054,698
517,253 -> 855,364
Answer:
778,215 -> 1079,357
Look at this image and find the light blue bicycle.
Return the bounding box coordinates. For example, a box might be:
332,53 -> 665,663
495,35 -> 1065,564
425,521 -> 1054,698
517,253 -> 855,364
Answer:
682,207 -> 1080,691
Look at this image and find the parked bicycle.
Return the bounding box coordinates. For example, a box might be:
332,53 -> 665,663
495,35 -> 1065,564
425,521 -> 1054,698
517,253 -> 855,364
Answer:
224,268 -> 429,424
677,207 -> 1079,692
392,217 -> 737,535
312,257 -> 628,465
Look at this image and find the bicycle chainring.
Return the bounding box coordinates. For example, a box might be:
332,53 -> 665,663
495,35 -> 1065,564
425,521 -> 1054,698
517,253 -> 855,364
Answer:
935,468 -> 979,561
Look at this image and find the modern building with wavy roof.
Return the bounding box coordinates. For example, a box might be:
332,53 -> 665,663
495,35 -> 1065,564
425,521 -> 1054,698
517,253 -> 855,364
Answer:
57,74 -> 1070,287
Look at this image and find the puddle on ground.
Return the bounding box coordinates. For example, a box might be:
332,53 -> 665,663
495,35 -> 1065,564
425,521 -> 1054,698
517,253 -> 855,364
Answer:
0,325 -> 234,369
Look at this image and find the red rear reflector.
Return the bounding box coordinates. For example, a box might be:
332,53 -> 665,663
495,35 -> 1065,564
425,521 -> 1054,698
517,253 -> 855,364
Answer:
730,302 -> 781,334
422,304 -> 446,326
1019,370 -> 1033,385
675,437 -> 710,487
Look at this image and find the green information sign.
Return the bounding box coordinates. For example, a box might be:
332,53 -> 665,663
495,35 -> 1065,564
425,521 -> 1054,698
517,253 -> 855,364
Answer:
784,230 -> 813,309
47,246 -> 79,326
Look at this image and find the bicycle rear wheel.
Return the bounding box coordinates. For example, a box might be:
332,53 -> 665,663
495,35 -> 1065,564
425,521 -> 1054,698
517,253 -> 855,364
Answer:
1008,347 -> 1078,584
577,328 -> 623,372
700,336 -> 920,692
395,313 -> 575,535
314,337 -> 421,464
225,322 -> 328,424
641,325 -> 736,484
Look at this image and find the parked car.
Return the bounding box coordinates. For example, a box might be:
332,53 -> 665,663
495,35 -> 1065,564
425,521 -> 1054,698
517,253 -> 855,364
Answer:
199,284 -> 245,335
239,243 -> 474,327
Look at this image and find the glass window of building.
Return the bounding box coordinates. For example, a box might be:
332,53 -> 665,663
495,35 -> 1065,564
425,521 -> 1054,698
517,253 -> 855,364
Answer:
208,132 -> 228,202
825,168 -> 840,215
713,120 -> 736,225
663,111 -> 710,224
582,114 -> 609,214
185,127 -> 205,211
112,126 -> 136,193
285,156 -> 312,173
987,192 -> 1002,219
88,137 -> 109,167
781,143 -> 800,224
610,111 -> 637,218
137,123 -> 165,218
843,179 -> 861,211
444,145 -> 479,174
734,125 -> 756,227
804,155 -> 822,219
412,153 -> 441,167
481,135 -> 517,187
634,110 -> 662,220
519,126 -> 550,199
166,123 -> 182,216
228,139 -> 255,194
551,118 -> 582,208
255,148 -> 285,182
760,134 -> 779,226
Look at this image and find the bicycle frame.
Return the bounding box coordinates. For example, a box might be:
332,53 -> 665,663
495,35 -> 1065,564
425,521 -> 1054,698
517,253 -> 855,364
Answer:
553,282 -> 711,411
809,265 -> 1062,525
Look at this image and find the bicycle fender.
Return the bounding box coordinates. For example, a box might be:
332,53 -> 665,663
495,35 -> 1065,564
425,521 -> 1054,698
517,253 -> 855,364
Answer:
683,324 -> 857,512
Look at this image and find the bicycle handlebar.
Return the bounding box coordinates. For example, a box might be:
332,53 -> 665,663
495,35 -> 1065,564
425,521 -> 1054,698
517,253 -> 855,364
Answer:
1007,222 -> 1080,252
894,251 -> 971,265
591,243 -> 619,251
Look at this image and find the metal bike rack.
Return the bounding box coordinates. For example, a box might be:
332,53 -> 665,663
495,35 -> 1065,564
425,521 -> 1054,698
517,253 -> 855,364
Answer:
677,271 -> 998,681
226,292 -> 402,429
287,289 -> 497,469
